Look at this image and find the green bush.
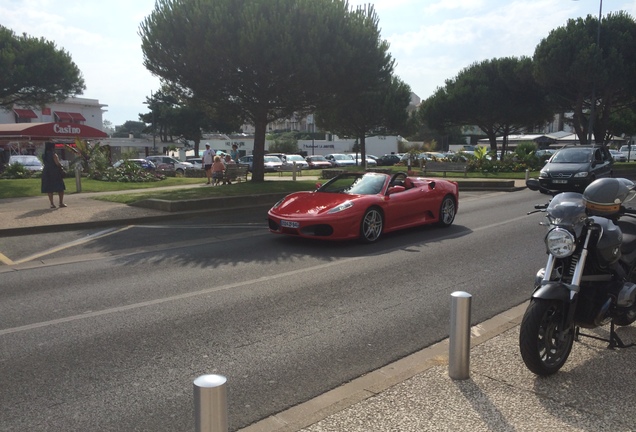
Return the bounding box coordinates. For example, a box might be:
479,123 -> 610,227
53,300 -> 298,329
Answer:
0,163 -> 41,179
90,160 -> 166,182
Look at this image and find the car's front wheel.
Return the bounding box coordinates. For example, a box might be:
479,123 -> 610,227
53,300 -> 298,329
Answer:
360,207 -> 383,243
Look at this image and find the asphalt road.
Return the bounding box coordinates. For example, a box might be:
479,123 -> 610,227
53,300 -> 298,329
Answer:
0,189 -> 547,431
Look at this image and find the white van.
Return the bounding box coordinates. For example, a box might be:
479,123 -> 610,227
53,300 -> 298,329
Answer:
620,145 -> 634,161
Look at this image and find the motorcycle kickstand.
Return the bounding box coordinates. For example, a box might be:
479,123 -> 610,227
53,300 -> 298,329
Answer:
575,322 -> 635,349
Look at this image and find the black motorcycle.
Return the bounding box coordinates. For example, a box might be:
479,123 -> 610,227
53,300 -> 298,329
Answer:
520,178 -> 636,375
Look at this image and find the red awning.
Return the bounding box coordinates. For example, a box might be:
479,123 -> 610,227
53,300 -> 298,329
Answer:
70,112 -> 86,121
0,122 -> 108,142
54,111 -> 73,121
13,108 -> 38,119
54,111 -> 86,122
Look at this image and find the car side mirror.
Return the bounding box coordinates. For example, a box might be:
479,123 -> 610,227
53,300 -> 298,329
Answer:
315,183 -> 322,190
526,178 -> 540,191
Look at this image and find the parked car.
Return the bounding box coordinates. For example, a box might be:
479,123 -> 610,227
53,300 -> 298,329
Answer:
324,153 -> 357,167
8,155 -> 43,171
265,153 -> 309,170
112,159 -> 156,171
346,154 -> 378,167
619,145 -> 633,159
305,155 -> 333,169
238,155 -> 284,172
537,145 -> 613,193
376,154 -> 402,166
146,156 -> 194,174
186,157 -> 203,169
282,154 -> 309,170
610,149 -> 627,162
267,171 -> 458,243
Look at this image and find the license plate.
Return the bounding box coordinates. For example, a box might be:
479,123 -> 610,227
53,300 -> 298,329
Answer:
552,179 -> 567,184
280,220 -> 299,228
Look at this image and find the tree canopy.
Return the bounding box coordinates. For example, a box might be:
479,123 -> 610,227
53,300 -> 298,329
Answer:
0,25 -> 85,110
316,75 -> 411,166
533,11 -> 636,144
420,56 -> 553,157
139,0 -> 394,181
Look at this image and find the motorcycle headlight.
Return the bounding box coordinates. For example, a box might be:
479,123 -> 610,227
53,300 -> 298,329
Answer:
545,228 -> 576,258
327,200 -> 354,214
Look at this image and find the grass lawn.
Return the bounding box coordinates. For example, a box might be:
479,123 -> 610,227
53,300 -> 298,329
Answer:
0,168 -> 540,202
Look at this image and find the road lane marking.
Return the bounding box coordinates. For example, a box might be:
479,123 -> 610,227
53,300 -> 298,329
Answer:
0,255 -> 367,337
12,226 -> 133,265
0,252 -> 14,265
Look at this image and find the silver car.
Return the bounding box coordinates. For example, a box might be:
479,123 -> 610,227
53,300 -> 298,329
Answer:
8,155 -> 43,171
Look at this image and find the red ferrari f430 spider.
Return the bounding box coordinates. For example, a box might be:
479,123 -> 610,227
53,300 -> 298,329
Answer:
267,171 -> 458,242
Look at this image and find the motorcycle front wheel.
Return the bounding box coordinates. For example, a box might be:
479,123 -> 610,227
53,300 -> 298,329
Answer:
519,299 -> 574,376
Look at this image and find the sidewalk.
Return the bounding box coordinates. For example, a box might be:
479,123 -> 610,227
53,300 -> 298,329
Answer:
241,304 -> 636,432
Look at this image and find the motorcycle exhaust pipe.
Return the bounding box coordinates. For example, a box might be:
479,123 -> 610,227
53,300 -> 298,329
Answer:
594,298 -> 612,326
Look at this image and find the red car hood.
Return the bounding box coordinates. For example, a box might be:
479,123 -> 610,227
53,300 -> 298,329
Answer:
272,191 -> 364,217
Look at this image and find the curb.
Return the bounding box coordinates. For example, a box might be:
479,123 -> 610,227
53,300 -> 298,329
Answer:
237,302 -> 529,432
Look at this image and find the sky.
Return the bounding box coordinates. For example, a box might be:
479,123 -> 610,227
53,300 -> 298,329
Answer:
2,0 -> 636,127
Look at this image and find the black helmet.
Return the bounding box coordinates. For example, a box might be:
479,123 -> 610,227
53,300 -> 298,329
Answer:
583,178 -> 636,216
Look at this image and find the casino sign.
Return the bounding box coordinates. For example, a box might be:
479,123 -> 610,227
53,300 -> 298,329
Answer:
0,122 -> 108,145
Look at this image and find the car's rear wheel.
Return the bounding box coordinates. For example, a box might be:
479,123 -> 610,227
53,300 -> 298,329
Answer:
360,207 -> 383,243
437,195 -> 456,227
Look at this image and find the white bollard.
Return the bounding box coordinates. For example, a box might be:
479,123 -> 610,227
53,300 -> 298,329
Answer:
193,374 -> 228,432
292,161 -> 297,181
449,291 -> 472,380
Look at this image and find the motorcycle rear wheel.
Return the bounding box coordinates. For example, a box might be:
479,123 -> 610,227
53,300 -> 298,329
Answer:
519,299 -> 574,376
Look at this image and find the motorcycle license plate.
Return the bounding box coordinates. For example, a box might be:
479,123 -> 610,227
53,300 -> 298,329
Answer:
281,220 -> 300,228
552,180 -> 567,184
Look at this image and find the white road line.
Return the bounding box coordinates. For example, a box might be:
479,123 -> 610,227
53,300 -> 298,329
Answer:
0,255 -> 366,337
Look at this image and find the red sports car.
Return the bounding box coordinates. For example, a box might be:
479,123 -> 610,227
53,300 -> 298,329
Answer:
267,172 -> 459,242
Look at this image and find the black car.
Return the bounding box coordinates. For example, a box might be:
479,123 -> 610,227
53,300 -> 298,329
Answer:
537,145 -> 613,192
376,154 -> 402,166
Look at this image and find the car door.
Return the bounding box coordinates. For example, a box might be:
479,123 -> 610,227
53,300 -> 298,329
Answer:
593,147 -> 613,178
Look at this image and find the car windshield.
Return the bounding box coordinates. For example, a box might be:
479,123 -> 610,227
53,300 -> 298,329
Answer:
332,155 -> 348,160
318,173 -> 386,195
287,155 -> 304,161
265,156 -> 281,162
551,148 -> 592,164
309,156 -> 327,161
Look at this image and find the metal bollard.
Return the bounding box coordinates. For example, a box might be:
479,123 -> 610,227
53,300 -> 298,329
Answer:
449,291 -> 472,380
193,374 -> 228,432
292,161 -> 297,181
525,169 -> 530,182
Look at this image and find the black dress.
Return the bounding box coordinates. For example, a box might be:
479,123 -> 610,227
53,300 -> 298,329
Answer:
41,150 -> 65,193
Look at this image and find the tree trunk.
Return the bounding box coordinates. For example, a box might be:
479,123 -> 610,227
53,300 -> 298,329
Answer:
360,135 -> 367,170
251,116 -> 267,182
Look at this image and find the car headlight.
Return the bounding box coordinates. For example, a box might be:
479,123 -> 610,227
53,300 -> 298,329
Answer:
574,172 -> 589,178
539,171 -> 548,178
327,201 -> 354,214
545,228 -> 576,258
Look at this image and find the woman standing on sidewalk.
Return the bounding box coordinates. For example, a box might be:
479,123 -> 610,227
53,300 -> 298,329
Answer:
41,141 -> 66,208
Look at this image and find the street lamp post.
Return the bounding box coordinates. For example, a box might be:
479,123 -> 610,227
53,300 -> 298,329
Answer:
587,0 -> 603,144
151,90 -> 157,154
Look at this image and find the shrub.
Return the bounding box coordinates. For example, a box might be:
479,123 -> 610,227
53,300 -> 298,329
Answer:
0,163 -> 39,179
90,160 -> 166,182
